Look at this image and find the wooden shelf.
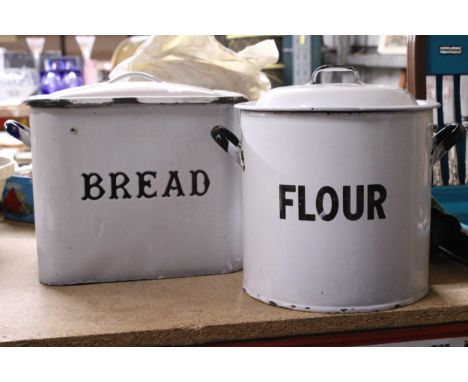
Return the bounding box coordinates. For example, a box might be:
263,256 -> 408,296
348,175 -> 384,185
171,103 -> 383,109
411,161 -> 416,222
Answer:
1,220 -> 468,346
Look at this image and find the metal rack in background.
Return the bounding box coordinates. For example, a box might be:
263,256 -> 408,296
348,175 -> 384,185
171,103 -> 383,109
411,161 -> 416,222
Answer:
408,36 -> 468,186
282,36 -> 406,86
282,35 -> 322,85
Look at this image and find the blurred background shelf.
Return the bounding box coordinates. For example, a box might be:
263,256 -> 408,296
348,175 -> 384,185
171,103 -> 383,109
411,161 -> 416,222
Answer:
323,52 -> 406,69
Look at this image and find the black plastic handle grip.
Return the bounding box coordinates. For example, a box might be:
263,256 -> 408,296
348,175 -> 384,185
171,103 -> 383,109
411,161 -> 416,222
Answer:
432,123 -> 466,164
211,125 -> 240,153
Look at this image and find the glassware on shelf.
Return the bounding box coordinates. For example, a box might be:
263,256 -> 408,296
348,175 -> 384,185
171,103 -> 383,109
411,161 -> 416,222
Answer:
0,48 -> 5,72
0,51 -> 39,102
39,57 -> 84,94
25,37 -> 45,70
75,35 -> 98,84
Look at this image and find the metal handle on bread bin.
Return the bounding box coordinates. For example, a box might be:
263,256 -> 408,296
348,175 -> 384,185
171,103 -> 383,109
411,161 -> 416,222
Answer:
4,119 -> 31,147
211,125 -> 244,170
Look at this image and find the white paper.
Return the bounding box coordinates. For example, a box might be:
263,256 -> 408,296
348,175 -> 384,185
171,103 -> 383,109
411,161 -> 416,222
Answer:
110,35 -> 279,100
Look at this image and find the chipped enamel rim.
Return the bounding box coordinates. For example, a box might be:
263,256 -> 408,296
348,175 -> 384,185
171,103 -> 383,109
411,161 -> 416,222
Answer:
243,285 -> 429,313
236,99 -> 440,113
25,95 -> 248,108
24,72 -> 247,108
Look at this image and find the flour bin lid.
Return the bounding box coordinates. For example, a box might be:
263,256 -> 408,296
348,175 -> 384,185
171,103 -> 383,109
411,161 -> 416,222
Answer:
25,72 -> 247,107
236,65 -> 439,112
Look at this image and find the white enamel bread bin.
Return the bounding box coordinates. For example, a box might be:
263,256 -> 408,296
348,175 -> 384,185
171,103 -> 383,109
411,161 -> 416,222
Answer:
6,72 -> 246,285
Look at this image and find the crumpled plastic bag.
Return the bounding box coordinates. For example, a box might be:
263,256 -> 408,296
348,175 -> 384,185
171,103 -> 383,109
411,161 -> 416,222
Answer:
110,35 -> 279,100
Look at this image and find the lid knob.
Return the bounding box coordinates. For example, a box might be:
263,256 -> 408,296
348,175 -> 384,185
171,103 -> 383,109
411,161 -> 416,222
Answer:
310,65 -> 361,85
108,71 -> 162,83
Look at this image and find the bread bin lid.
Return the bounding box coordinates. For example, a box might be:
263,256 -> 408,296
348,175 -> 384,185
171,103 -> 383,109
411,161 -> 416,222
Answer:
236,65 -> 439,112
25,72 -> 247,108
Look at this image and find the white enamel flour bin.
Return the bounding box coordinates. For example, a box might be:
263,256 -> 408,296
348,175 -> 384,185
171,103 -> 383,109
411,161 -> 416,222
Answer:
7,72 -> 246,285
211,66 -> 463,313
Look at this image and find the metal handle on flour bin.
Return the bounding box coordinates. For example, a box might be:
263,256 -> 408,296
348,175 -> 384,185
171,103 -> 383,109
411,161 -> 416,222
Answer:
309,65 -> 362,85
210,126 -> 244,170
432,123 -> 466,165
108,71 -> 162,83
4,119 -> 31,148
